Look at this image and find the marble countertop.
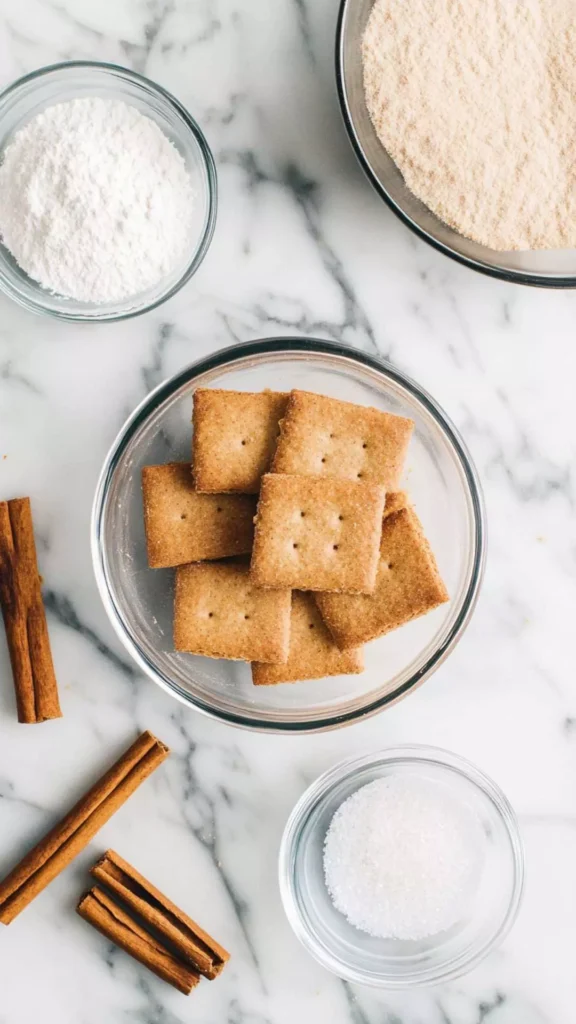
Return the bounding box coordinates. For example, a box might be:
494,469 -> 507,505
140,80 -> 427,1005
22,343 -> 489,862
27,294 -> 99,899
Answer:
0,1 -> 575,1022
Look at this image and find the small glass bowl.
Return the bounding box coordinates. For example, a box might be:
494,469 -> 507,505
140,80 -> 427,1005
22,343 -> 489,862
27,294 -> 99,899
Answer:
0,61 -> 217,320
92,337 -> 485,732
279,746 -> 525,987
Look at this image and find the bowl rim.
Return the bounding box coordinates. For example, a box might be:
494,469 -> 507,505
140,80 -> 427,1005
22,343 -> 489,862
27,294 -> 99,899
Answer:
91,337 -> 486,733
278,744 -> 525,987
335,0 -> 576,290
0,60 -> 218,321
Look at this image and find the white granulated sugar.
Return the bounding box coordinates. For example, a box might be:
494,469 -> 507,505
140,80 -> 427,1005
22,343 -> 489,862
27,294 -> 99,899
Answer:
323,775 -> 484,940
362,0 -> 576,251
0,97 -> 196,302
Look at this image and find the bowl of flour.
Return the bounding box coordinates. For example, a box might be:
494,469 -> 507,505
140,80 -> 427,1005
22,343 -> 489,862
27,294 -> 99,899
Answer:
337,0 -> 576,287
0,61 -> 217,320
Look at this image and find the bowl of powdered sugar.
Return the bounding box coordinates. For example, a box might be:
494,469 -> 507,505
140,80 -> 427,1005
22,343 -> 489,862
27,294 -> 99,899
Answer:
337,0 -> 576,286
0,61 -> 217,319
279,746 -> 524,987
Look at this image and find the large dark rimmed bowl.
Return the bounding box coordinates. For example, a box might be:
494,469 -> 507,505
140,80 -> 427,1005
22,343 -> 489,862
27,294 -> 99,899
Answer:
336,0 -> 576,288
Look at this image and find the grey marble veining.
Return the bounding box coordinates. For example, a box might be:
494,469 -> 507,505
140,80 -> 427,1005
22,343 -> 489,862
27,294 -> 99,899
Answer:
0,0 -> 576,1021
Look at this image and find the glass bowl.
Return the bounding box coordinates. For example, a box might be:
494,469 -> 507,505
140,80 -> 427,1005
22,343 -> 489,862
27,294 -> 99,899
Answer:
0,61 -> 217,320
91,337 -> 485,732
336,0 -> 576,288
279,746 -> 525,987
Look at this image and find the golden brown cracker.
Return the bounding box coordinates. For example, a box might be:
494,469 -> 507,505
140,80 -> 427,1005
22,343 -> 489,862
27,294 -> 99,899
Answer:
384,490 -> 409,517
192,389 -> 288,494
174,561 -> 291,662
142,463 -> 256,569
252,591 -> 363,685
250,473 -> 386,594
316,505 -> 448,648
272,390 -> 413,490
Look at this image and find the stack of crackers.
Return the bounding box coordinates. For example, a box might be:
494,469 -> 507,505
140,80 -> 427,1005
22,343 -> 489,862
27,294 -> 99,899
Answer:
142,389 -> 448,686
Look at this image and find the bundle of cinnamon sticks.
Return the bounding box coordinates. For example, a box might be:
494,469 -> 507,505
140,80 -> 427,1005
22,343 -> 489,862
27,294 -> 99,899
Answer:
0,731 -> 230,995
79,851 -> 229,994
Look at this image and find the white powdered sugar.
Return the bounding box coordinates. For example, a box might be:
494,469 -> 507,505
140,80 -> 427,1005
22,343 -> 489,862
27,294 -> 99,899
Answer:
0,97 -> 196,302
363,0 -> 576,251
323,775 -> 484,941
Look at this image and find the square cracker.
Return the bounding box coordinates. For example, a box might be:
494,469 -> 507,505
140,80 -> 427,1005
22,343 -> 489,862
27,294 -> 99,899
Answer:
272,390 -> 413,490
174,561 -> 291,662
193,389 -> 289,494
142,463 -> 256,569
252,591 -> 363,685
250,473 -> 386,594
316,496 -> 449,648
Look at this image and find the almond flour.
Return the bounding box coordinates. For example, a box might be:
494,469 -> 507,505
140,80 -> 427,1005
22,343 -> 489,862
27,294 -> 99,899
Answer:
362,0 -> 576,251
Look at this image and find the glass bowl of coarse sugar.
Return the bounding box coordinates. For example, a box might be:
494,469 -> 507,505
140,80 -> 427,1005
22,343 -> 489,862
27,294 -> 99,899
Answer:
0,61 -> 217,321
279,746 -> 525,987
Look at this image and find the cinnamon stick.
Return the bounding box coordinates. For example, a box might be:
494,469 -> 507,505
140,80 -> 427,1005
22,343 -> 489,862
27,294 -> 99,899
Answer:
78,886 -> 200,995
0,731 -> 169,924
91,850 -> 230,979
0,497 -> 61,723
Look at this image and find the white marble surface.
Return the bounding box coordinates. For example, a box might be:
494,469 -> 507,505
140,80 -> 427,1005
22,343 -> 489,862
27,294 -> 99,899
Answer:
0,1 -> 575,1021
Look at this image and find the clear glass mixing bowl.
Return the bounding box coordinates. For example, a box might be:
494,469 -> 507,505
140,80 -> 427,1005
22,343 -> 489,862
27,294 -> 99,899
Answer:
336,0 -> 576,287
0,61 -> 217,320
92,338 -> 485,732
279,746 -> 525,986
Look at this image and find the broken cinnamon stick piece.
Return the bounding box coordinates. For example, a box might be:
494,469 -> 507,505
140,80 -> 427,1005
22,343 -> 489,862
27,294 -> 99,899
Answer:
91,850 -> 230,979
0,731 -> 169,925
78,886 -> 200,995
0,497 -> 61,723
